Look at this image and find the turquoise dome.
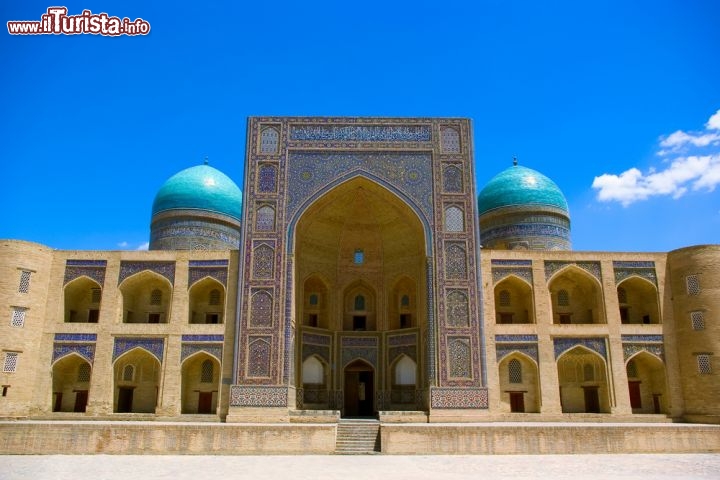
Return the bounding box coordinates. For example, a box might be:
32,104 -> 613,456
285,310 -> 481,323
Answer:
151,165 -> 242,220
478,164 -> 568,215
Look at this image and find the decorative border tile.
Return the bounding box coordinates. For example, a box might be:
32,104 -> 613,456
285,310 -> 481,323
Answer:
181,334 -> 224,342
545,261 -> 601,282
623,343 -> 665,362
430,387 -> 489,409
119,261 -> 175,285
621,334 -> 663,343
496,344 -> 539,363
553,337 -> 607,360
52,343 -> 95,364
495,334 -> 538,343
289,124 -> 432,142
492,267 -> 533,285
54,333 -> 97,342
491,259 -> 532,266
189,260 -> 229,267
230,385 -> 288,407
181,343 -> 223,363
113,337 -> 165,362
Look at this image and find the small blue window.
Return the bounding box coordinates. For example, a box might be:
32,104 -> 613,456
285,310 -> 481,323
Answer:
354,295 -> 365,311
401,295 -> 410,307
309,294 -> 318,306
354,249 -> 364,264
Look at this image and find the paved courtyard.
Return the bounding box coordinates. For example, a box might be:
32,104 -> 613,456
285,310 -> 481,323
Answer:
3,454 -> 720,480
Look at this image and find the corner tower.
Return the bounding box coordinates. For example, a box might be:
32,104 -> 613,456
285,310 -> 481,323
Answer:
149,162 -> 242,250
477,159 -> 571,250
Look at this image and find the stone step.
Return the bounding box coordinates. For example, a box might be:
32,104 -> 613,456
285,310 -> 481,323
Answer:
335,422 -> 381,454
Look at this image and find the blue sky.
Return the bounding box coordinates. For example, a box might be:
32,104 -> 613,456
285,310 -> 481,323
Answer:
2,0 -> 719,252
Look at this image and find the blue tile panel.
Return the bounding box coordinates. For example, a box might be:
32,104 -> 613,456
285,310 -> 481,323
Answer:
54,333 -> 97,342
181,334 -> 224,342
289,125 -> 432,142
553,337 -> 607,360
113,337 -> 165,362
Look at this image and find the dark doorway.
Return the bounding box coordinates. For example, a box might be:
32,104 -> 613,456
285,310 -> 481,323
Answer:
198,392 -> 213,414
74,390 -> 89,412
117,387 -> 134,413
583,386 -> 600,413
653,394 -> 662,414
53,392 -> 63,412
509,392 -> 525,412
343,360 -> 374,417
628,381 -> 642,409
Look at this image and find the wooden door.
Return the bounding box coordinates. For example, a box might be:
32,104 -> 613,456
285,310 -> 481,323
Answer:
117,387 -> 133,413
74,390 -> 89,412
198,392 -> 213,414
509,392 -> 525,413
628,381 -> 642,409
583,386 -> 600,413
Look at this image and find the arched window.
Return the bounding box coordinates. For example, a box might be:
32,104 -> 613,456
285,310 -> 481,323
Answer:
443,165 -> 463,192
122,365 -> 134,382
150,289 -> 162,306
260,127 -> 279,154
557,289 -> 569,307
77,363 -> 91,383
354,295 -> 365,311
302,356 -> 325,384
400,295 -> 410,308
309,294 -> 319,306
209,289 -> 221,306
583,363 -> 595,381
508,359 -> 522,384
394,356 -> 417,385
498,290 -> 511,307
200,359 -> 214,383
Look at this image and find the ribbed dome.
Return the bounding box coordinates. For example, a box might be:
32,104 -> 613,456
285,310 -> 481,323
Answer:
151,165 -> 242,220
478,164 -> 568,215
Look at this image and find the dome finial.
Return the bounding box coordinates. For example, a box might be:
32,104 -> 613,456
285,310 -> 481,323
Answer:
513,156 -> 518,166
203,155 -> 209,165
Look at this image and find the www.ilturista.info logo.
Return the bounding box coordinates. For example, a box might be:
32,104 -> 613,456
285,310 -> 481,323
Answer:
7,7 -> 150,36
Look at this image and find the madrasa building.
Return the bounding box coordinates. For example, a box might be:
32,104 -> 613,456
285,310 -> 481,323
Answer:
1,117 -> 719,452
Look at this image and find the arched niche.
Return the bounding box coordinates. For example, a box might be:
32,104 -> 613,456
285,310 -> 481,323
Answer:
64,277 -> 102,323
494,275 -> 534,324
626,351 -> 668,414
497,352 -> 540,413
181,352 -> 220,414
556,346 -> 610,413
303,275 -> 329,329
389,276 -> 417,330
113,348 -> 161,413
188,277 -> 225,324
617,277 -> 661,325
51,354 -> 92,412
118,271 -> 172,324
549,267 -> 605,324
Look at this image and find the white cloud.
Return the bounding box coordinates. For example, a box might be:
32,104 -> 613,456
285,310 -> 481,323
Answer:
117,241 -> 129,248
593,109 -> 720,206
136,242 -> 149,251
706,109 -> 720,130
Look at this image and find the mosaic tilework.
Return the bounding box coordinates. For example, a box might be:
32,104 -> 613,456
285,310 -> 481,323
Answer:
448,337 -> 472,378
113,337 -> 165,362
302,343 -> 330,364
302,333 -> 332,346
442,164 -> 463,193
64,261 -> 107,286
481,223 -> 571,245
440,127 -> 461,153
342,347 -> 378,368
496,344 -> 539,363
614,263 -> 658,286
255,205 -> 276,231
181,343 -> 223,363
118,261 -> 175,285
425,259 -> 437,383
445,242 -> 468,279
553,337 -> 607,360
258,164 -> 278,192
492,267 -> 533,285
54,333 -> 98,342
444,206 -> 464,232
286,152 -> 434,224
230,385 -> 288,407
446,290 -> 469,327
289,125 -> 432,142
189,260 -> 229,267
495,335 -> 538,343
388,333 -> 416,346
150,222 -> 240,249
181,334 -> 224,342
621,335 -> 663,343
52,343 -> 95,364
259,127 -> 280,154
188,266 -> 228,288
491,259 -> 533,266
613,261 -> 655,268
252,244 -> 274,279
341,336 -> 378,347
389,345 -> 417,363
545,261 -> 602,282
250,290 -> 273,327
430,387 -> 489,409
623,343 -> 665,362
247,337 -> 272,377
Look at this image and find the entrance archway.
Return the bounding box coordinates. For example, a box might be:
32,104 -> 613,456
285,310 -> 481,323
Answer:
344,359 -> 375,417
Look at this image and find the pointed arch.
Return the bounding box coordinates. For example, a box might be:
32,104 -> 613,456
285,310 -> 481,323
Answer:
548,265 -> 605,325
63,276 -> 103,323
52,354 -> 92,412
118,270 -> 173,324
188,276 -> 225,324
181,351 -> 220,414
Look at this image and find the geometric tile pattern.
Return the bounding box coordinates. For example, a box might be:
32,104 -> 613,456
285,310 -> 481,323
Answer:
52,343 -> 95,364
64,260 -> 107,286
112,337 -> 165,362
492,266 -> 533,285
553,337 -> 607,360
496,343 -> 539,363
621,335 -> 665,362
289,124 -> 432,142
181,343 -> 223,363
613,260 -> 657,286
229,385 -> 288,407
118,261 -> 175,285
188,266 -> 228,288
430,387 -> 489,409
545,261 -> 601,282
54,333 -> 98,342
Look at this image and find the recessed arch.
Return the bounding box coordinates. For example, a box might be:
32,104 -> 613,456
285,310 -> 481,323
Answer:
118,270 -> 173,324
556,346 -> 610,413
625,350 -> 668,414
494,275 -> 534,324
548,266 -> 605,324
616,276 -> 661,324
63,276 -> 103,323
181,352 -> 220,414
287,172 -> 432,256
188,276 -> 225,324
51,354 -> 92,413
113,347 -> 161,413
498,351 -> 540,413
